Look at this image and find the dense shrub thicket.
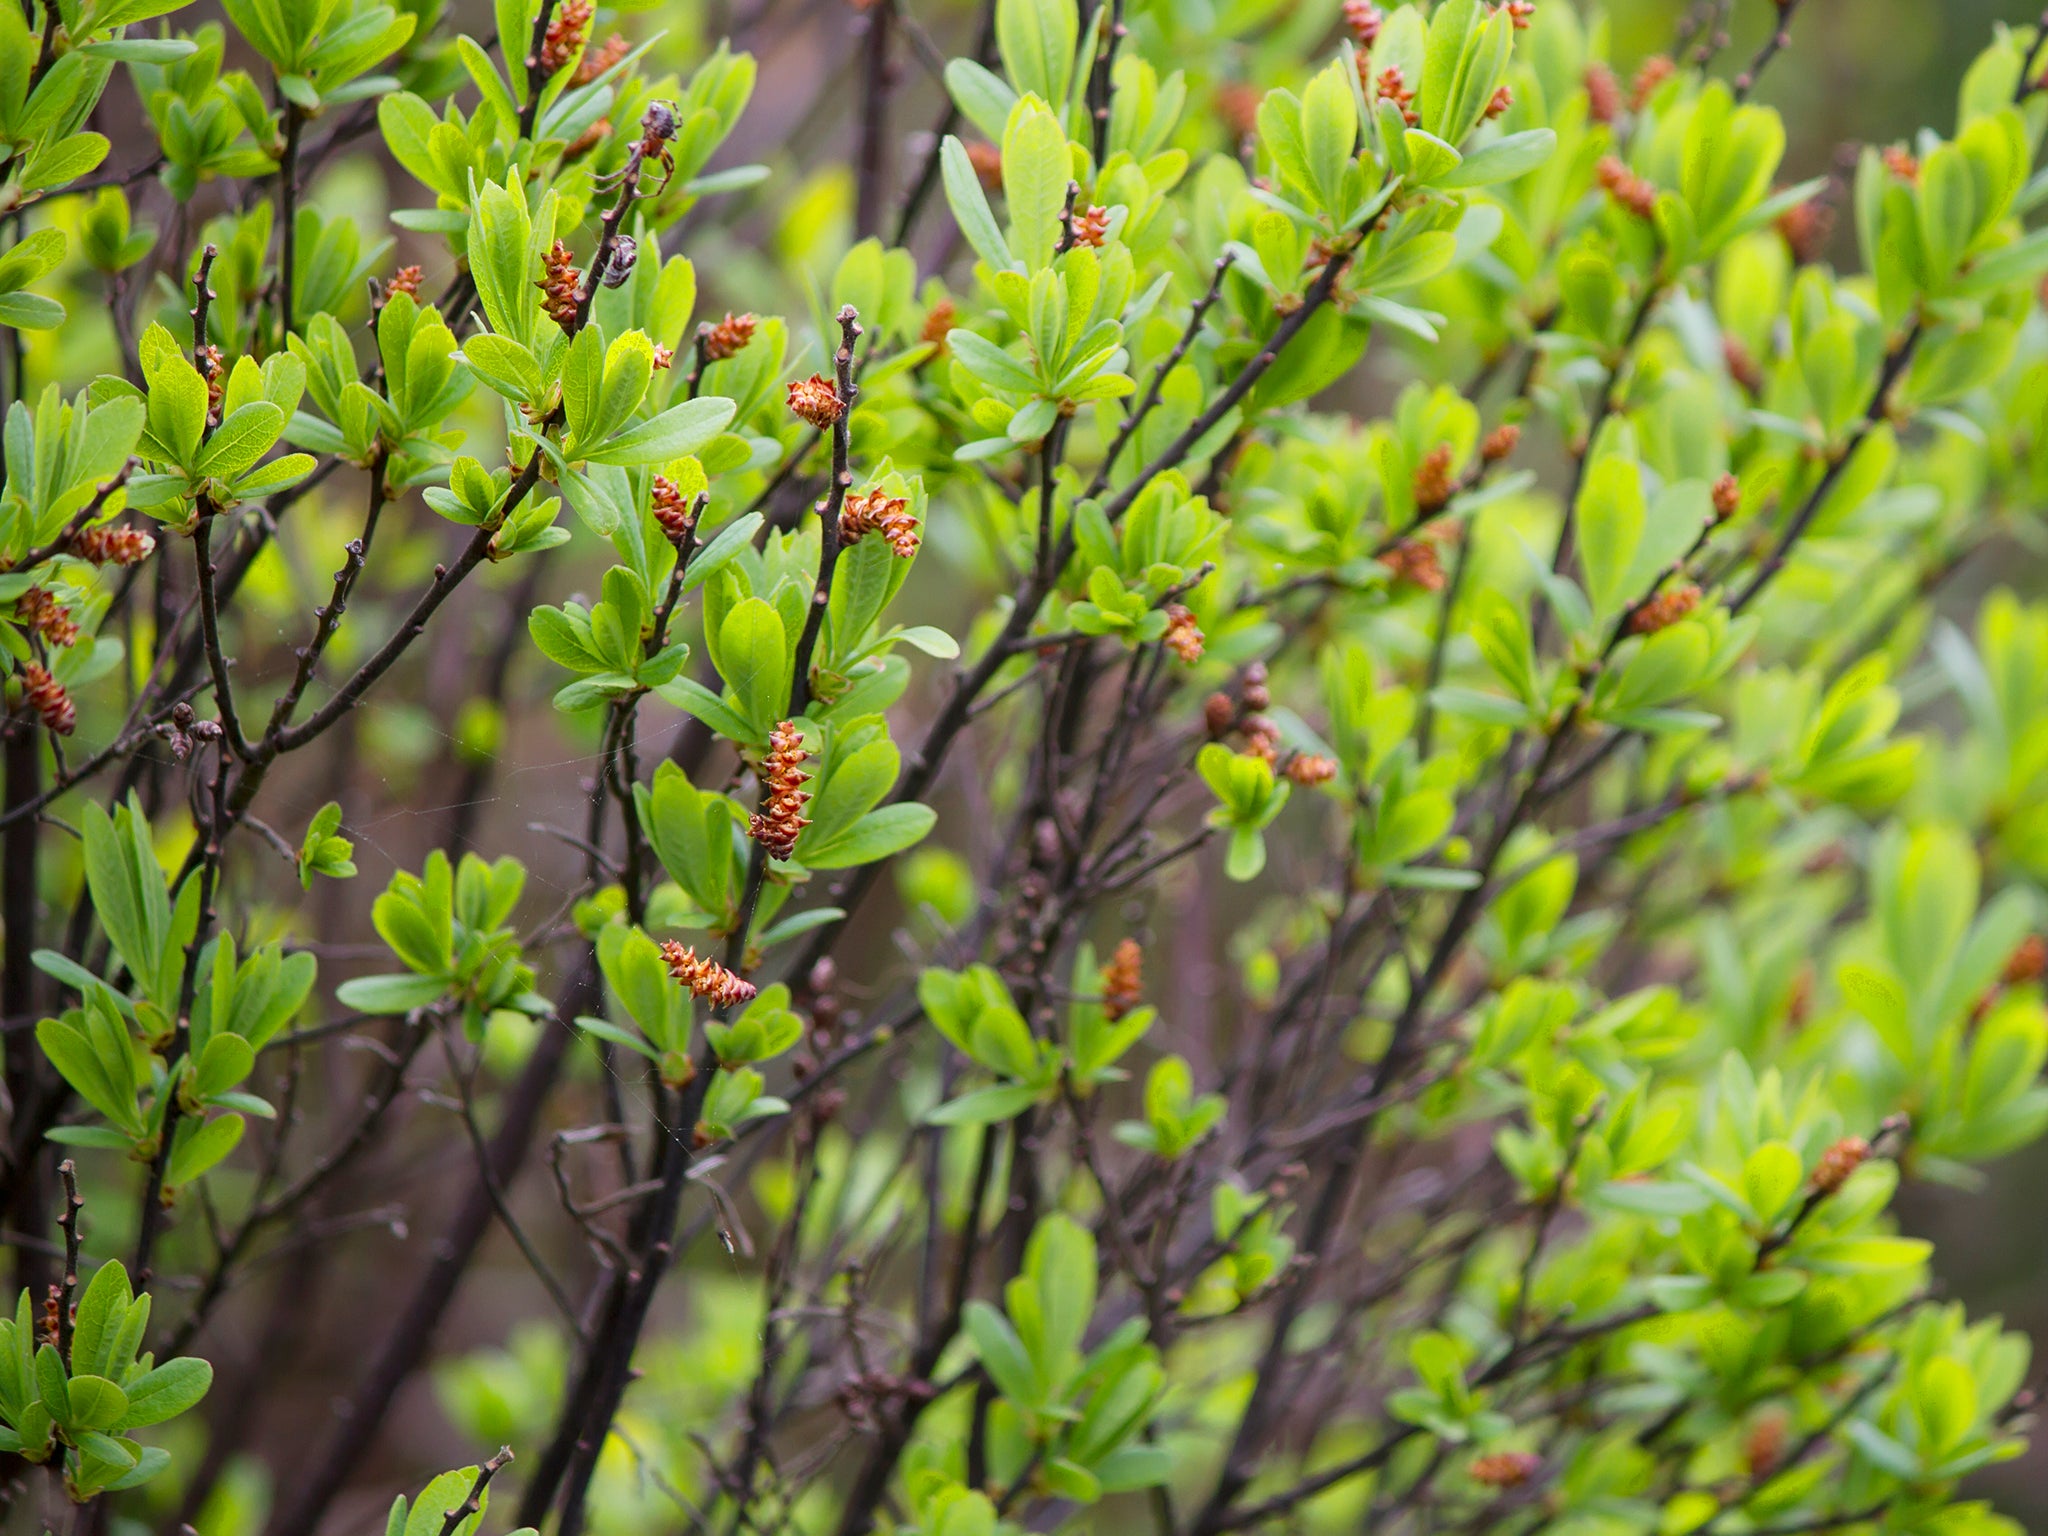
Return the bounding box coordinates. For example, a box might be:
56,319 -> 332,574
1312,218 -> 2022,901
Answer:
3,0 -> 2048,1532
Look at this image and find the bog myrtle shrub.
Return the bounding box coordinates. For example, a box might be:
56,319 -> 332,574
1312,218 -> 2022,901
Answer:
3,0 -> 2048,1531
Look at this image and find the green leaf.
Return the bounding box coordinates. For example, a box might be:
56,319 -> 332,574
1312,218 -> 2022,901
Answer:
717,598 -> 792,734
941,137 -> 1017,273
579,396 -> 737,466
995,0 -> 1077,112
1002,99 -> 1072,273
334,973 -> 448,1013
166,1114 -> 245,1189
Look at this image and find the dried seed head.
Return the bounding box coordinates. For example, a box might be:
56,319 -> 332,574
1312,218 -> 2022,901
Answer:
600,234 -> 637,288
1811,1136 -> 1871,1195
539,0 -> 592,74
574,30 -> 630,85
702,312 -> 758,362
1164,604 -> 1204,664
1100,939 -> 1144,1020
1412,443 -> 1457,515
387,264 -> 423,298
1627,582 -> 1700,636
1597,156 -> 1656,219
1071,205 -> 1113,249
1484,85 -> 1514,121
1286,753 -> 1338,787
20,662 -> 74,736
748,719 -> 812,861
1384,539 -> 1445,593
1584,62 -> 1621,124
840,488 -> 920,558
1470,1450 -> 1540,1489
15,587 -> 77,647
1631,54 -> 1676,110
2002,934 -> 2048,986
661,941 -> 758,1009
1711,474 -> 1742,521
72,523 -> 155,567
537,239 -> 581,329
965,140 -> 1003,193
1482,422 -> 1522,462
1374,66 -> 1419,126
787,373 -> 845,429
651,474 -> 699,546
1342,1 -> 1383,48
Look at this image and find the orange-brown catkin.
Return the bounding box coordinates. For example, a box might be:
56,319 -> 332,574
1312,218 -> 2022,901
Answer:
1627,583 -> 1701,636
1164,605 -> 1204,664
701,312 -> 758,362
787,373 -> 845,429
651,474 -> 698,546
1101,939 -> 1143,1020
537,240 -> 580,329
1810,1136 -> 1870,1194
840,489 -> 920,558
1412,443 -> 1457,515
16,588 -> 77,647
539,0 -> 591,74
748,720 -> 811,861
72,524 -> 155,566
661,942 -> 758,1009
20,663 -> 74,735
1469,1450 -> 1539,1488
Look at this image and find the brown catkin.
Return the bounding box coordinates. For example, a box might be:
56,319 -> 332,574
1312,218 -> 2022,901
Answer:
701,312 -> 758,362
747,720 -> 812,861
1071,205 -> 1113,249
1470,1450 -> 1539,1488
1164,605 -> 1204,664
661,942 -> 758,1009
16,587 -> 77,647
20,663 -> 74,736
1342,1 -> 1383,47
1627,583 -> 1701,636
1810,1136 -> 1870,1194
574,31 -> 629,85
1101,939 -> 1143,1020
651,475 -> 698,546
2003,934 -> 2048,986
1384,539 -> 1446,593
1483,422 -> 1522,462
1712,474 -> 1742,521
840,489 -> 920,558
1413,443 -> 1457,514
787,373 -> 845,429
537,240 -> 580,329
72,524 -> 155,566
538,0 -> 591,74
1584,62 -> 1621,124
1286,754 -> 1338,787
